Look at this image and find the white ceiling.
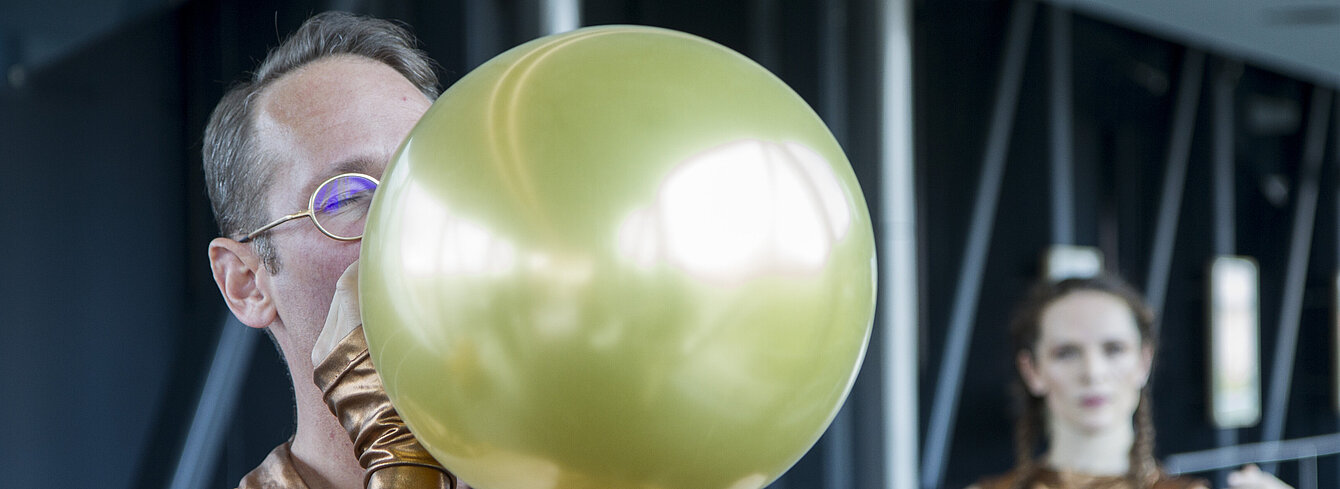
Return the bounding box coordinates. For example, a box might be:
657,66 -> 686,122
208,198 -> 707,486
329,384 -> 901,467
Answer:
1052,0 -> 1340,86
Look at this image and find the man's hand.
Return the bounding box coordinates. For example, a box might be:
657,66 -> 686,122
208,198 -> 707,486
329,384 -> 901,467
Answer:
310,259 -> 458,488
313,261 -> 363,365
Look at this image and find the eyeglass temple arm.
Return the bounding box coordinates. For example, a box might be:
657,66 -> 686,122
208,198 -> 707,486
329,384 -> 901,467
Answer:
236,212 -> 311,243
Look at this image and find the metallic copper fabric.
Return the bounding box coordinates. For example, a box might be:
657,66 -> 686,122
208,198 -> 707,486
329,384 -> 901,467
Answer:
236,441 -> 307,489
235,326 -> 457,488
315,326 -> 457,489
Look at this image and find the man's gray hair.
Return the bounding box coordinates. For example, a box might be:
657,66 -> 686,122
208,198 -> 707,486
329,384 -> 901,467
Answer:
203,11 -> 439,272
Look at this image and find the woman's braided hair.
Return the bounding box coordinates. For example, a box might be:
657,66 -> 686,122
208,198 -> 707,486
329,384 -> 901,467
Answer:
1006,275 -> 1160,489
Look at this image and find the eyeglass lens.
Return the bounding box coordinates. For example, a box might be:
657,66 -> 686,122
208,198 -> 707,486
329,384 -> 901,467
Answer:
313,174 -> 378,239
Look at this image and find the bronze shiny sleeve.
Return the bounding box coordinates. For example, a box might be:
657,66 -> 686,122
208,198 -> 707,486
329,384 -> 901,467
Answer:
314,325 -> 457,489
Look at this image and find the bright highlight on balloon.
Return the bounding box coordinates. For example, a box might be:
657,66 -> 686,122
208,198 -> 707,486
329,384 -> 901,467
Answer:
396,179 -> 519,279
618,139 -> 851,281
361,25 -> 877,489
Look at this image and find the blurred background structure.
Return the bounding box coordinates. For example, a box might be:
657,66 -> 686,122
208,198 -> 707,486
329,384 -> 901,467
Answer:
3,0 -> 1340,488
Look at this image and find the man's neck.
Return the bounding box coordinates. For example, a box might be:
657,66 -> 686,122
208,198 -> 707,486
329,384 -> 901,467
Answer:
288,360 -> 364,489
1045,419 -> 1133,476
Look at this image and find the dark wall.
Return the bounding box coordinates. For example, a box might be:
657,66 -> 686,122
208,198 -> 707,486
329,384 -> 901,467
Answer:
0,9 -> 196,489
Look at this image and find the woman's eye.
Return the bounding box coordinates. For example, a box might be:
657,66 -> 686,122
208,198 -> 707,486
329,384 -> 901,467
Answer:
1052,346 -> 1079,360
1103,342 -> 1128,356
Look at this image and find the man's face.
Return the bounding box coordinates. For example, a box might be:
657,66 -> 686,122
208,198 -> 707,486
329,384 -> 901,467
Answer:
252,55 -> 432,371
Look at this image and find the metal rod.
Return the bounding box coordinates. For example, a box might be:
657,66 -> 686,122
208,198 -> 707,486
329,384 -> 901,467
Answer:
920,3 -> 1035,489
1049,4 -> 1075,245
1214,429 -> 1238,488
879,0 -> 919,488
748,0 -> 780,72
168,316 -> 259,489
1261,87 -> 1332,468
1210,58 -> 1238,489
1301,455 -> 1318,489
1334,97 -> 1340,419
537,0 -> 581,35
464,0 -> 503,69
1144,49 -> 1204,318
1164,431 -> 1340,474
822,405 -> 853,489
1212,59 -> 1236,257
816,2 -> 852,487
820,0 -> 849,142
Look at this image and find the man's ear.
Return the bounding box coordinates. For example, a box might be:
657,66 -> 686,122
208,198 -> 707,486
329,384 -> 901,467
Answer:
209,237 -> 276,329
1017,351 -> 1047,396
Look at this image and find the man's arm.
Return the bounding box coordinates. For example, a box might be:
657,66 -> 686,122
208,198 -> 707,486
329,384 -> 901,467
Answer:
312,262 -> 458,489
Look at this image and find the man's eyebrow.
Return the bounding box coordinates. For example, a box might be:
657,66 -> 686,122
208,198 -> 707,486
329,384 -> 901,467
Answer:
332,156 -> 379,176
297,157 -> 382,201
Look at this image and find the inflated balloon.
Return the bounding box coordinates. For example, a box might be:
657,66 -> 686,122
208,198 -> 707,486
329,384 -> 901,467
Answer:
360,25 -> 876,489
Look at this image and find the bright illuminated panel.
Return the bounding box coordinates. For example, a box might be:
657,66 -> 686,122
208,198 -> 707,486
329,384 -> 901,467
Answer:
1208,255 -> 1261,428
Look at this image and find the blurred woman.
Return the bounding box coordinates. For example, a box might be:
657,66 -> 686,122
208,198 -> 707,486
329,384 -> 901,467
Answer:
969,275 -> 1288,489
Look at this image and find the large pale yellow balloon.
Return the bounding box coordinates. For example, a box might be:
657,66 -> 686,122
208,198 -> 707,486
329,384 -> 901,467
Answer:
361,25 -> 876,489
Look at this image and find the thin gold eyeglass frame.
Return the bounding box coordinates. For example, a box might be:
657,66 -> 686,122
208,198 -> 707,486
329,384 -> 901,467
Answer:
235,172 -> 379,243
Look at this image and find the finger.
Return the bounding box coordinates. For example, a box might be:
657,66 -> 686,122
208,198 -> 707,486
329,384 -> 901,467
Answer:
313,260 -> 364,365
335,260 -> 360,293
312,297 -> 349,365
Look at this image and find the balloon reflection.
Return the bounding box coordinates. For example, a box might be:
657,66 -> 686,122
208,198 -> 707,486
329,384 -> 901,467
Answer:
398,178 -> 519,279
617,139 -> 852,282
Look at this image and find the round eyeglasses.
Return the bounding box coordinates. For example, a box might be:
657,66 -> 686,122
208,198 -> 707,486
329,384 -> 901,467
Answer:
236,173 -> 379,243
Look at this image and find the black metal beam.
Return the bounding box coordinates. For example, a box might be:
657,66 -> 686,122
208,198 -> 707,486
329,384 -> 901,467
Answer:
1261,87 -> 1332,471
1164,431 -> 1340,474
1049,5 -> 1074,245
817,2 -> 853,488
919,3 -> 1035,488
1210,57 -> 1240,489
1143,49 -> 1204,318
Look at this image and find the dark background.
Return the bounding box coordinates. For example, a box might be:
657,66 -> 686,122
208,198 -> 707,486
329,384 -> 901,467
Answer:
1,0 -> 1337,488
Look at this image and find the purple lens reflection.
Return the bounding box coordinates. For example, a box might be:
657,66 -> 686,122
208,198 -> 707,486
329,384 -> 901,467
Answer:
315,175 -> 377,212
314,174 -> 377,238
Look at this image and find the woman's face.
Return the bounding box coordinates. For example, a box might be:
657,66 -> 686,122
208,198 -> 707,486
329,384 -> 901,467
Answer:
1019,290 -> 1153,434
